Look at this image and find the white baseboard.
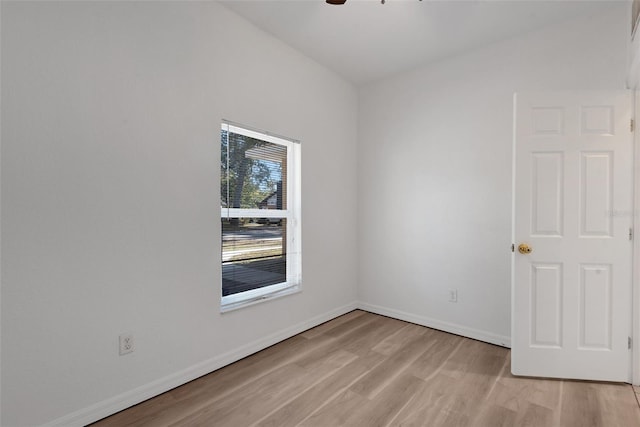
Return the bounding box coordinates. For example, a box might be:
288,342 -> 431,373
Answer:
43,301 -> 359,427
357,302 -> 511,348
43,300 -> 509,427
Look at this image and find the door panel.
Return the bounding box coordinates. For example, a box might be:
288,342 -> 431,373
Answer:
530,263 -> 563,348
580,152 -> 613,236
531,152 -> 564,236
579,264 -> 611,350
512,91 -> 633,382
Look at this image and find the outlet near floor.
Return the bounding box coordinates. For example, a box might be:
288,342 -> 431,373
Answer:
119,333 -> 134,355
448,289 -> 458,303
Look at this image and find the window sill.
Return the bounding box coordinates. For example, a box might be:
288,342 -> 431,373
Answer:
220,284 -> 301,313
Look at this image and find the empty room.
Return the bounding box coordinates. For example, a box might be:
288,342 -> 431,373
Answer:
2,0 -> 640,426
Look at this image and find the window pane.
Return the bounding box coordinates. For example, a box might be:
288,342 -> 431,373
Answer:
221,130 -> 287,210
222,218 -> 287,296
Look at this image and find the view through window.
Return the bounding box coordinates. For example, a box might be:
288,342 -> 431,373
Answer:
220,122 -> 301,310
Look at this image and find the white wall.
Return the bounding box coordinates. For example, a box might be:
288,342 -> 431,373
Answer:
358,4 -> 629,346
0,2 -> 358,426
1,1 -> 633,425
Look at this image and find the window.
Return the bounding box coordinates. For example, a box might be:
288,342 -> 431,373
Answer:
220,121 -> 301,311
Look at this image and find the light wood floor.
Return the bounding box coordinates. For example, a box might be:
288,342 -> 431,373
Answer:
92,310 -> 640,427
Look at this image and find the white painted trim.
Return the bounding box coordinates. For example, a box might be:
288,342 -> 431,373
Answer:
511,93 -> 519,359
220,284 -> 301,312
633,91 -> 640,386
221,207 -> 288,218
221,120 -> 300,146
357,302 -> 511,348
42,301 -> 359,427
42,300 -> 514,426
629,19 -> 640,89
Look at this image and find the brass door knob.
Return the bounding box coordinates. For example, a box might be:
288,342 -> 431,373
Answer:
518,243 -> 532,254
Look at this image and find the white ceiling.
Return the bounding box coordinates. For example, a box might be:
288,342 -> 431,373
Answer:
220,0 -> 621,86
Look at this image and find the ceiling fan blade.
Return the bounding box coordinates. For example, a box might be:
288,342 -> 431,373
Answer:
326,0 -> 347,4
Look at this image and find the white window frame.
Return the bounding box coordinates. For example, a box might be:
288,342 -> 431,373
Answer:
220,121 -> 301,312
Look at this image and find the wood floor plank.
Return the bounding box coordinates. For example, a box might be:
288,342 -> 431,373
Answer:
513,402 -> 555,427
118,334 -> 336,427
255,350 -> 384,427
91,311 -> 640,427
446,343 -> 506,397
390,373 -> 458,426
300,309 -> 365,339
169,364 -> 309,427
407,329 -> 465,380
560,380 -> 605,427
295,317 -> 391,369
371,322 -> 428,356
340,315 -> 408,357
89,389 -> 179,427
560,380 -> 640,427
294,314 -> 393,364
350,333 -> 434,399
486,357 -> 562,413
171,349 -> 356,427
471,403 -> 518,427
297,389 -> 368,426
429,394 -> 479,427
343,373 -> 424,427
91,335 -> 314,427
322,311 -> 379,339
597,382 -> 640,427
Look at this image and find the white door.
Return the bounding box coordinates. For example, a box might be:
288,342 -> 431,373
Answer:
512,91 -> 634,382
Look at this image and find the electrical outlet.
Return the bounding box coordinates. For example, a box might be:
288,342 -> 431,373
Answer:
448,289 -> 458,303
119,333 -> 134,355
